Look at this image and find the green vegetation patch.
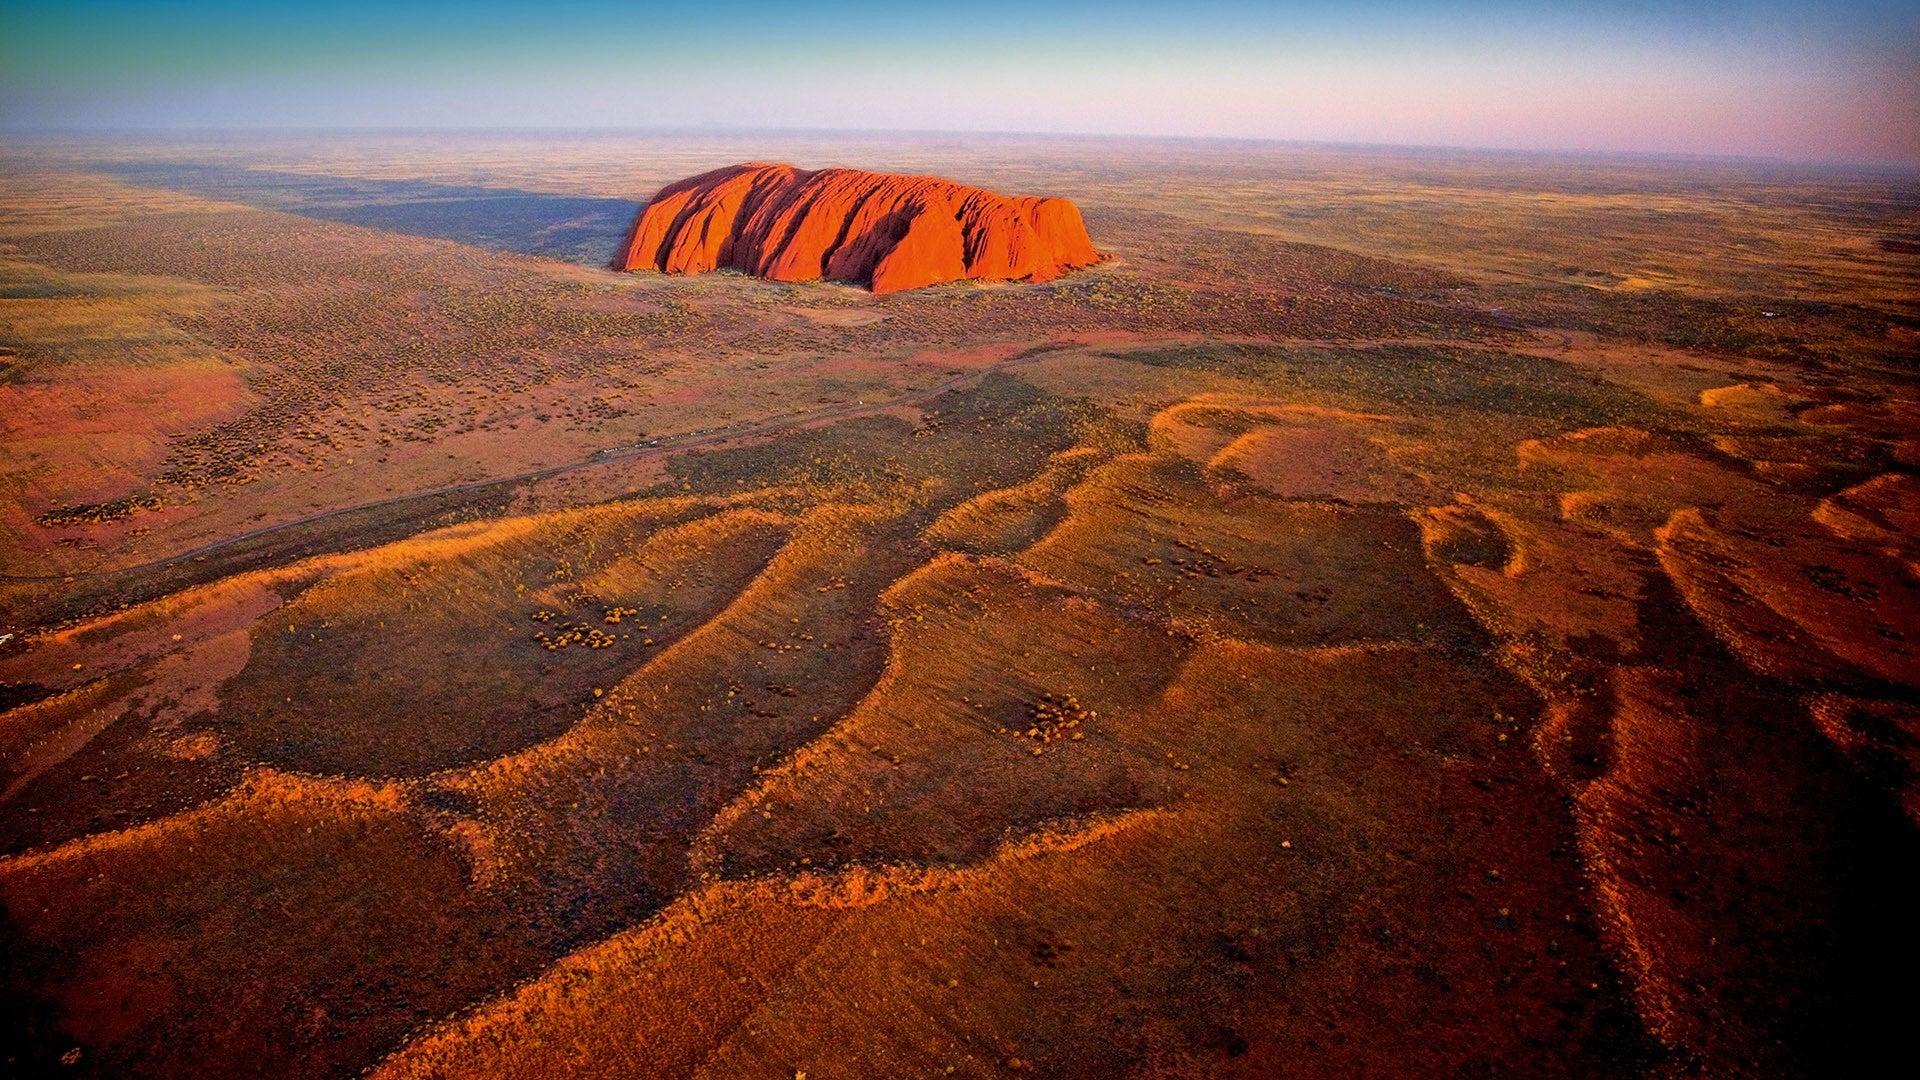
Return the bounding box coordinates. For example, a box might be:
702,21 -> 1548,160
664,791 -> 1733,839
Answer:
668,372 -> 1099,505
1117,341 -> 1660,428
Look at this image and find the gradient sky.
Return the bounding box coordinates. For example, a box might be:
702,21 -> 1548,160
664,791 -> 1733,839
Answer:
2,1 -> 1916,163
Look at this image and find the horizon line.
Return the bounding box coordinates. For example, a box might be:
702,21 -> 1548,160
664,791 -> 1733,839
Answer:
3,122 -> 1916,173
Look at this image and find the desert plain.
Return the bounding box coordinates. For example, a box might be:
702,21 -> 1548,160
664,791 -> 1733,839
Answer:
0,131 -> 1916,1078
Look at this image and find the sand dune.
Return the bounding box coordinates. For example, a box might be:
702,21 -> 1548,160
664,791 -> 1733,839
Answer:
3,140 -> 1914,1078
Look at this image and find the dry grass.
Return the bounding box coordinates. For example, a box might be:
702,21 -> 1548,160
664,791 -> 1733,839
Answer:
1,132 -> 1915,1078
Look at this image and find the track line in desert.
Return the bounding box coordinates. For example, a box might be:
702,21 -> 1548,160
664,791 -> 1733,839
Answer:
2,332 -> 1519,591
0,342 -> 1076,586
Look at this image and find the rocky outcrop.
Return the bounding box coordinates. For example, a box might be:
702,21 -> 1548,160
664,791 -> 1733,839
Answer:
617,163 -> 1101,293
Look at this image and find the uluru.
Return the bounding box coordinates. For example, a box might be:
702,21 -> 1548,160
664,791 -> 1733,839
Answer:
616,163 -> 1102,293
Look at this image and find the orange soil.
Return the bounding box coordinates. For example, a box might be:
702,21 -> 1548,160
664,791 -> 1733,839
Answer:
2,141 -> 1915,1080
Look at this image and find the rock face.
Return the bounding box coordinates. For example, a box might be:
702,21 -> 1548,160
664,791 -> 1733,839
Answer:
617,163 -> 1101,293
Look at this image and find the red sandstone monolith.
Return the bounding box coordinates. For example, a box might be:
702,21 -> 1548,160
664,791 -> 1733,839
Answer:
618,163 -> 1101,293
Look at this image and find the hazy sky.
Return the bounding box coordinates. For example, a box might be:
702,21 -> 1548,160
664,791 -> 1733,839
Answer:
2,0 -> 1916,163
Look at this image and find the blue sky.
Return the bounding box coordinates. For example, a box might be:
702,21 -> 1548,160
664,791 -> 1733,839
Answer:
2,1 -> 1916,162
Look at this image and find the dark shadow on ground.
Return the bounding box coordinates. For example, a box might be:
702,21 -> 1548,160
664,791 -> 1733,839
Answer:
98,163 -> 641,266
